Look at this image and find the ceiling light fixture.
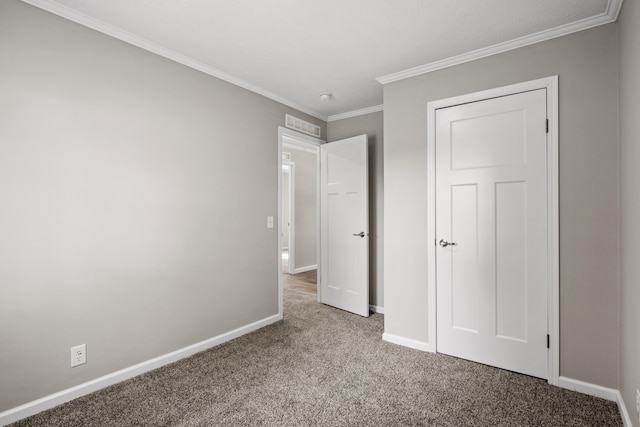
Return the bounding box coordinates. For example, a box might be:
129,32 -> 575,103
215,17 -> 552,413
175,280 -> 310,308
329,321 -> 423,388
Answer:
319,92 -> 333,101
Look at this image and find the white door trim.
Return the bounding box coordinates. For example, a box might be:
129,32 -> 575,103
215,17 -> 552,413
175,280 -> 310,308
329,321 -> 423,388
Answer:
277,126 -> 323,316
426,76 -> 559,385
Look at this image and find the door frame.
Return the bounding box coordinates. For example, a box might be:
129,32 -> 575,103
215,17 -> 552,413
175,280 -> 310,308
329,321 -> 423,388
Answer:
426,76 -> 559,385
277,126 -> 323,317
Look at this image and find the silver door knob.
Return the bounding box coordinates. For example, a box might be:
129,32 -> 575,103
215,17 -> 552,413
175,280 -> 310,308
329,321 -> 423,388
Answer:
353,232 -> 366,238
439,239 -> 457,247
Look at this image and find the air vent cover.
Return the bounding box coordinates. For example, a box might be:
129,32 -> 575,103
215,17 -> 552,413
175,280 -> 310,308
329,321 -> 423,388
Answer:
285,114 -> 321,138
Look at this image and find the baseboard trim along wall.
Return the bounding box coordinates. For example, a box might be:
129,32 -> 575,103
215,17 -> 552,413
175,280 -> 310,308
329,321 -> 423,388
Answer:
558,377 -> 633,426
292,264 -> 317,274
3,325 -> 630,426
616,391 -> 634,427
376,342 -> 632,425
0,313 -> 282,426
382,333 -> 435,352
369,305 -> 384,314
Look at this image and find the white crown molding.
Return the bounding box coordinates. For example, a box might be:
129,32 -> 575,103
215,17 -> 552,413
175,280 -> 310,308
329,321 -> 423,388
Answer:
377,0 -> 624,85
328,105 -> 384,122
606,0 -> 625,19
20,0 -> 328,122
21,0 -> 624,128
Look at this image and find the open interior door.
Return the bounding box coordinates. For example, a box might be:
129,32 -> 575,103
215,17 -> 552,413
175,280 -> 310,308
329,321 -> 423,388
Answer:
320,135 -> 369,317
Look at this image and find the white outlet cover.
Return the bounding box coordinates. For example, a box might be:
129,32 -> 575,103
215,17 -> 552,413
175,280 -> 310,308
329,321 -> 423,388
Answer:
70,344 -> 87,368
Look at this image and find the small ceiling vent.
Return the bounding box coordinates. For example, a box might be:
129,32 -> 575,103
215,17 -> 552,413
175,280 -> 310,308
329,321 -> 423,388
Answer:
285,114 -> 321,138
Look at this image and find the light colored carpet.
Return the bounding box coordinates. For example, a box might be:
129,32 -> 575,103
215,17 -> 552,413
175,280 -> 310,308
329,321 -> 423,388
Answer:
11,289 -> 622,426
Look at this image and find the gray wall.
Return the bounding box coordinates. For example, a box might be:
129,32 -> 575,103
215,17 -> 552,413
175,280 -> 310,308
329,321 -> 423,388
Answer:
383,24 -> 620,388
288,149 -> 317,270
619,1 -> 640,423
328,111 -> 384,309
0,0 -> 325,412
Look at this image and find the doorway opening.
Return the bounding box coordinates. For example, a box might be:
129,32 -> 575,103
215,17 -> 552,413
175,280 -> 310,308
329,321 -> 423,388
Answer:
281,159 -> 317,294
277,127 -> 323,316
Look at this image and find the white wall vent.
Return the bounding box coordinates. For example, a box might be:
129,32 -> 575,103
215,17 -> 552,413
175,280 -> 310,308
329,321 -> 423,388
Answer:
282,152 -> 291,161
285,114 -> 321,138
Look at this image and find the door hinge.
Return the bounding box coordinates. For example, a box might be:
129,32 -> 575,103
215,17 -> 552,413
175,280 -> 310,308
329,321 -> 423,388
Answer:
546,119 -> 549,134
547,334 -> 550,348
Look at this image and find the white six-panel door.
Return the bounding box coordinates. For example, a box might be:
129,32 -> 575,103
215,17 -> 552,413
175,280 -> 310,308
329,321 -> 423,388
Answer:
435,89 -> 548,378
320,135 -> 369,317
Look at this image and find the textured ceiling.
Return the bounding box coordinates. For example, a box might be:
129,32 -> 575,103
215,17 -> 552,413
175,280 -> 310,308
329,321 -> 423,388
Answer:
23,0 -> 621,120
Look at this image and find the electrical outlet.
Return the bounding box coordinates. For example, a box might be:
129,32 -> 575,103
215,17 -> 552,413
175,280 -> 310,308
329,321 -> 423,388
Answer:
70,344 -> 86,368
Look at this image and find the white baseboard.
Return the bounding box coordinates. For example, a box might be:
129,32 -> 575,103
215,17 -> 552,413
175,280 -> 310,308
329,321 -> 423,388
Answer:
292,264 -> 317,274
616,390 -> 634,427
558,376 -> 633,426
0,313 -> 282,426
382,332 -> 435,353
369,305 -> 384,314
558,376 -> 619,401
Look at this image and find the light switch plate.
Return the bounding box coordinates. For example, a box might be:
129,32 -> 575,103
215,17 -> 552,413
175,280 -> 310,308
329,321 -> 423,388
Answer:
267,216 -> 274,229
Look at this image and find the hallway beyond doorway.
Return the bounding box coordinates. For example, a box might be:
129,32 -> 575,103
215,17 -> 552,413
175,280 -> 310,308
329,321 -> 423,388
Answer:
282,249 -> 317,294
